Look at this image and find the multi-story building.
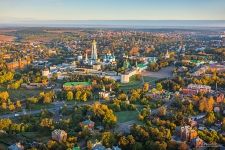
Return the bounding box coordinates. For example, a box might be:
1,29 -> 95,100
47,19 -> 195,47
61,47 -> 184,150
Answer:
121,69 -> 139,83
120,59 -> 148,83
52,129 -> 67,143
180,126 -> 198,141
215,93 -> 224,103
80,119 -> 95,130
8,142 -> 24,150
182,84 -> 211,95
222,37 -> 225,46
103,51 -> 116,64
6,58 -> 31,70
191,137 -> 204,148
42,68 -> 50,77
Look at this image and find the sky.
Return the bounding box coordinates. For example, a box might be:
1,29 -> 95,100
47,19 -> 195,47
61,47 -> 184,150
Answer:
0,0 -> 225,21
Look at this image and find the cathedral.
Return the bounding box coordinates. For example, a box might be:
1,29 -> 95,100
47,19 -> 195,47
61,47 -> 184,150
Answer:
80,40 -> 116,67
103,51 -> 116,64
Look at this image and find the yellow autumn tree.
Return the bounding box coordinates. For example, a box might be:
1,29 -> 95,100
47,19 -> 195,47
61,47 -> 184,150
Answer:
0,91 -> 9,102
40,118 -> 54,129
16,100 -> 22,108
1,102 -> 7,110
205,96 -> 214,112
92,102 -> 117,126
102,132 -> 115,148
80,92 -> 87,102
0,118 -> 12,130
8,103 -> 15,111
199,99 -> 206,112
66,91 -> 74,101
143,82 -> 149,92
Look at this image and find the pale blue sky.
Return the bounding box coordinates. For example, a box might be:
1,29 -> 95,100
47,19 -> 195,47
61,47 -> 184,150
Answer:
0,0 -> 225,21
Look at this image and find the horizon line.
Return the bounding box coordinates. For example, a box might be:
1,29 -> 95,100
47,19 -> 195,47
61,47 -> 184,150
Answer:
1,19 -> 225,21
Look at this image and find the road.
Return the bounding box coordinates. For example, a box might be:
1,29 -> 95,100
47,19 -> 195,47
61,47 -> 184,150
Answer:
117,120 -> 136,133
0,100 -> 105,119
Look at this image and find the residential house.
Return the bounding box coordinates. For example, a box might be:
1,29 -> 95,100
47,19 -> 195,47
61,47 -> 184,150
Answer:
80,119 -> 95,130
52,129 -> 67,143
180,126 -> 198,141
215,93 -> 224,103
188,118 -> 198,127
8,142 -> 24,150
190,137 -> 204,149
92,142 -> 106,150
182,84 -> 211,95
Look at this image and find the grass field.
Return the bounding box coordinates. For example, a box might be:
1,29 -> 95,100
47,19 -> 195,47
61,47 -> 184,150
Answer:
0,134 -> 18,149
119,80 -> 143,91
22,132 -> 50,143
29,103 -> 53,110
115,111 -> 139,123
0,87 -> 42,101
143,76 -> 158,84
119,76 -> 158,91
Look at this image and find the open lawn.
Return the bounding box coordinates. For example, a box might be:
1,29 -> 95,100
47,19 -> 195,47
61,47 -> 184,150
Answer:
22,132 -> 50,143
143,76 -> 158,84
29,103 -> 53,110
0,87 -> 42,101
0,132 -> 50,148
119,76 -> 157,91
0,134 -> 19,146
119,80 -> 143,91
115,111 -> 139,123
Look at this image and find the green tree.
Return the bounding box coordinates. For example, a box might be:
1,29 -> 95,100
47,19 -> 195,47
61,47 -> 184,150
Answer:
156,83 -> 163,91
27,97 -> 39,104
205,112 -> 216,125
102,132 -> 115,148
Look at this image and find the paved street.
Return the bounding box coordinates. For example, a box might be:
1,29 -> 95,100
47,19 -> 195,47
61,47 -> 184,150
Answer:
0,100 -> 105,119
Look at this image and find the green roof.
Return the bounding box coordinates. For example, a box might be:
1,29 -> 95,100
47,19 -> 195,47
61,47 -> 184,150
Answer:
137,63 -> 147,68
63,82 -> 91,87
190,60 -> 204,63
82,120 -> 94,125
73,147 -> 80,150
